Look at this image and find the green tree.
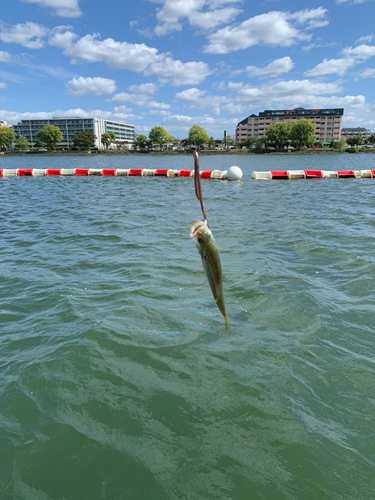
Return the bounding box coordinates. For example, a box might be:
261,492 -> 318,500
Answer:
346,136 -> 361,147
36,125 -> 63,150
366,134 -> 375,145
188,125 -> 210,147
0,127 -> 16,149
208,137 -> 216,148
148,126 -> 169,148
15,135 -> 29,150
265,122 -> 292,149
290,119 -> 315,149
243,137 -> 257,148
133,134 -> 148,150
73,130 -> 96,150
101,132 -> 116,149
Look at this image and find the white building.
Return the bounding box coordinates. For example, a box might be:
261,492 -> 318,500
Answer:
341,127 -> 372,140
0,120 -> 8,128
12,117 -> 135,148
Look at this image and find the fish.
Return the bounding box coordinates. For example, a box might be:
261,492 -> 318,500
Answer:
190,219 -> 230,332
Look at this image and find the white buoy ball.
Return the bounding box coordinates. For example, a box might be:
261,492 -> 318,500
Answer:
227,166 -> 243,180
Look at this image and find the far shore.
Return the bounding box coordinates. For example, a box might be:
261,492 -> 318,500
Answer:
2,148 -> 375,157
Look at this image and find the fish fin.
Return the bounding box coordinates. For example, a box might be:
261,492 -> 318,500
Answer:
224,314 -> 231,333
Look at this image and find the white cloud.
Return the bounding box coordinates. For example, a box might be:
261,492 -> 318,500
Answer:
245,56 -> 294,78
359,67 -> 375,78
152,0 -> 242,35
203,8 -> 327,54
336,0 -> 369,4
145,57 -> 211,85
66,76 -> 117,96
341,44 -> 375,59
0,107 -> 141,126
174,87 -> 228,110
0,82 -> 7,89
49,30 -> 211,86
174,88 -> 207,101
304,57 -> 357,76
304,44 -> 375,76
108,86 -> 170,109
128,83 -> 158,94
356,35 -> 373,44
20,0 -> 82,18
0,51 -> 11,62
0,22 -> 48,49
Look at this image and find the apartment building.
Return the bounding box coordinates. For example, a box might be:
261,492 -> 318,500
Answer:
12,117 -> 135,148
235,108 -> 344,143
341,127 -> 372,140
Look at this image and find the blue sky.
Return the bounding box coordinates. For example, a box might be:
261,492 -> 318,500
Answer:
1,0 -> 375,139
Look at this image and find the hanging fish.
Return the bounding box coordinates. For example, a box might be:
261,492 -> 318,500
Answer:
190,152 -> 230,331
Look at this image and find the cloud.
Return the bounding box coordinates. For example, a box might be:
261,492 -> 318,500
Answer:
203,7 -> 327,53
304,44 -> 375,76
336,0 -> 369,4
358,68 -> 375,78
0,51 -> 11,62
174,87 -> 228,110
0,82 -> 7,89
304,57 -> 357,76
153,0 -> 242,35
0,22 -> 49,49
20,0 -> 82,18
356,35 -> 374,44
66,76 -> 117,96
49,30 -> 211,85
0,107 -> 141,126
244,56 -> 294,78
107,84 -> 170,109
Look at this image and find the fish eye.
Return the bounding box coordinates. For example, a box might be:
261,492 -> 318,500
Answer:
198,237 -> 203,243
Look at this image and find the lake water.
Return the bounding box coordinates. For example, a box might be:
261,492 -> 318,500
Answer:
1,153 -> 375,499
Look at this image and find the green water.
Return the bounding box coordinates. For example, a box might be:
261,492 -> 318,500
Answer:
1,154 -> 375,499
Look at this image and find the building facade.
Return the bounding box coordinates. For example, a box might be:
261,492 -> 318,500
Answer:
0,120 -> 8,128
341,127 -> 372,140
235,108 -> 344,143
12,117 -> 135,148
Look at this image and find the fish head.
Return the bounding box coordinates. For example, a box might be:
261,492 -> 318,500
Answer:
190,219 -> 212,244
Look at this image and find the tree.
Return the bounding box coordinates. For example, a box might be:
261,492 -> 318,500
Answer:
36,125 -> 63,150
366,134 -> 375,145
290,119 -> 315,149
243,137 -> 257,148
148,126 -> 169,148
346,134 -> 363,148
101,132 -> 116,149
208,137 -> 216,148
0,127 -> 16,149
73,130 -> 96,150
15,135 -> 29,150
265,122 -> 292,149
133,134 -> 148,150
187,125 -> 210,147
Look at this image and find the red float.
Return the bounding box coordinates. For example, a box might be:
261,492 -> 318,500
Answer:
154,169 -> 169,176
74,168 -> 89,176
178,170 -> 192,177
337,170 -> 355,178
304,170 -> 323,178
200,171 -> 212,179
17,169 -> 33,176
46,168 -> 62,175
271,171 -> 288,179
102,169 -> 117,176
128,169 -> 143,176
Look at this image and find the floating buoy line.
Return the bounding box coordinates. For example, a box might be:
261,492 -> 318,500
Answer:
0,166 -> 243,180
252,169 -> 375,180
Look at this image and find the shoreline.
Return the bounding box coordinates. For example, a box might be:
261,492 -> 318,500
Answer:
2,149 -> 375,157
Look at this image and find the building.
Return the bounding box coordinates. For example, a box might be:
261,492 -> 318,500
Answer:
235,108 -> 344,143
341,127 -> 372,140
12,117 -> 135,148
0,120 -> 8,127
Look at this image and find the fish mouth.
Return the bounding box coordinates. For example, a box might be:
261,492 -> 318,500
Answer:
190,219 -> 206,239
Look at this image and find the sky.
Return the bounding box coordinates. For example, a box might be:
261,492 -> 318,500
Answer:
1,0 -> 375,139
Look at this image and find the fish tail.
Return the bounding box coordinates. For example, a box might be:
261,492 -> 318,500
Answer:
223,314 -> 231,333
